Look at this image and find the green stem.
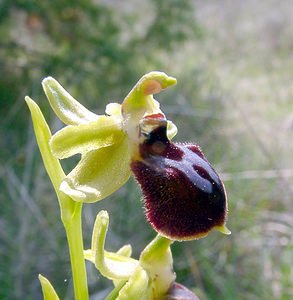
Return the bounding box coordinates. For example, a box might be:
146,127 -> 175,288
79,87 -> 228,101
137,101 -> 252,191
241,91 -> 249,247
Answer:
64,203 -> 89,300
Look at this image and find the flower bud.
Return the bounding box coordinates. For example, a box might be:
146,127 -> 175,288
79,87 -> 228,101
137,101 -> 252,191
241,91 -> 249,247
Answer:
131,114 -> 230,241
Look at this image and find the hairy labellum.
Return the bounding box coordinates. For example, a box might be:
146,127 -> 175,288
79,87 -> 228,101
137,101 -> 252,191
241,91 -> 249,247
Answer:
131,116 -> 230,241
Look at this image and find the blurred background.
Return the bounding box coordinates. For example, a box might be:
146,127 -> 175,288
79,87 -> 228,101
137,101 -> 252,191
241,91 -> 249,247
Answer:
0,0 -> 292,299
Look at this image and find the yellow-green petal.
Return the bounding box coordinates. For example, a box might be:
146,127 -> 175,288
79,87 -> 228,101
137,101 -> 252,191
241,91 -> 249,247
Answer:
50,116 -> 124,159
42,77 -> 99,125
39,274 -> 60,300
60,138 -> 131,203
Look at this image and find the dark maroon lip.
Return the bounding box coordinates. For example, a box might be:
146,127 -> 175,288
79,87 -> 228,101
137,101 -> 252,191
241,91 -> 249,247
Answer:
131,124 -> 227,240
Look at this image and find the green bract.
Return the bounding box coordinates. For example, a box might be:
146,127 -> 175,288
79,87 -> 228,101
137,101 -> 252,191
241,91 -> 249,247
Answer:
43,72 -> 177,203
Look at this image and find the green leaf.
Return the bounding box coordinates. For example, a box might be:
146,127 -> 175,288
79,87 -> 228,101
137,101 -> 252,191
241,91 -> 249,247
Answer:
50,116 -> 124,159
39,274 -> 60,300
60,137 -> 131,203
42,77 -> 99,125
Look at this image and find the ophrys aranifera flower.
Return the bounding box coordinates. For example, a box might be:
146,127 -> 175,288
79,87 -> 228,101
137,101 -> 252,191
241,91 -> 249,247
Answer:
44,71 -> 229,240
131,113 -> 230,240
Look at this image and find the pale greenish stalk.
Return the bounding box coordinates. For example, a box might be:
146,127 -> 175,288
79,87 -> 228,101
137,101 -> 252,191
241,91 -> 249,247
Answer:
64,203 -> 89,300
26,97 -> 89,300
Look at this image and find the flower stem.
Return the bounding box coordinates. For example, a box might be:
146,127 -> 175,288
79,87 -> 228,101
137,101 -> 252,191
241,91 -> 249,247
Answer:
64,203 -> 89,300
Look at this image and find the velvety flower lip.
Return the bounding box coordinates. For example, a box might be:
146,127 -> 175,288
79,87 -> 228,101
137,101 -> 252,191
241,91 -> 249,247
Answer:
131,115 -> 230,241
43,71 -> 177,203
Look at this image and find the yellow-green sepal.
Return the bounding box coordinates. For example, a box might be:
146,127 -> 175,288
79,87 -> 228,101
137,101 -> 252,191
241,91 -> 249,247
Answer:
42,77 -> 99,125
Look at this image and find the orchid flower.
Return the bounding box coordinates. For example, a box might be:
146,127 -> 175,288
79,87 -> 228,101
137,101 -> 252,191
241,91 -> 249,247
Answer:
44,71 -> 230,241
43,71 -> 177,204
26,71 -> 230,300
